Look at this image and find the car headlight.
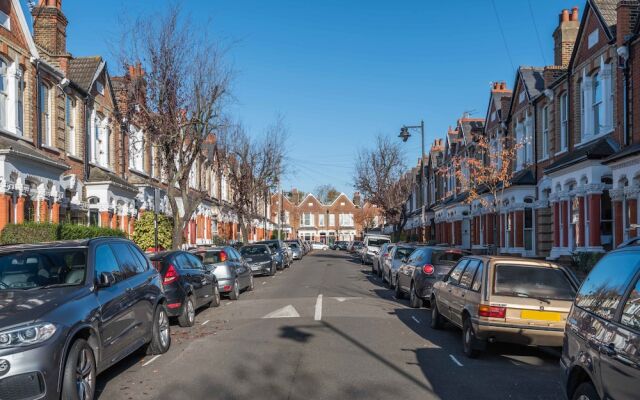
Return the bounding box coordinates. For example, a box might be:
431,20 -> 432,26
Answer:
0,323 -> 57,348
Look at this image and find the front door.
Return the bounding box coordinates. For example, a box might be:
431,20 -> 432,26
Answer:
462,219 -> 471,250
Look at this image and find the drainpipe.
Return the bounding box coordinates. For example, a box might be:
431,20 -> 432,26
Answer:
83,96 -> 90,181
618,44 -> 631,145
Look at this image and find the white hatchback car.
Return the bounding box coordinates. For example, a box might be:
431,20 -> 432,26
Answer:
311,242 -> 329,250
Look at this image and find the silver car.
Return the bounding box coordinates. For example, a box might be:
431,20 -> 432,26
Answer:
288,242 -> 303,260
372,243 -> 394,277
191,246 -> 254,300
382,244 -> 417,288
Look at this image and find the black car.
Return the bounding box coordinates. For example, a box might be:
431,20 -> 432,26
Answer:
336,241 -> 348,251
256,240 -> 290,270
240,244 -> 277,276
398,247 -> 465,308
150,251 -> 220,327
0,238 -> 170,400
561,246 -> 640,400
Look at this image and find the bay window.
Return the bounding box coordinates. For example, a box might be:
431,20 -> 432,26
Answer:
593,73 -> 603,135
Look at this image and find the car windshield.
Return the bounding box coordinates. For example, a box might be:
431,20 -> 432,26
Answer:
395,247 -> 415,260
431,250 -> 464,265
367,238 -> 390,247
493,264 -> 576,301
198,251 -> 224,264
288,243 -> 299,249
0,248 -> 88,290
240,246 -> 270,256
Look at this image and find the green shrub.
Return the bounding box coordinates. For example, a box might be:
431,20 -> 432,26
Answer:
0,223 -> 59,245
211,235 -> 226,246
132,212 -> 173,250
59,224 -> 125,240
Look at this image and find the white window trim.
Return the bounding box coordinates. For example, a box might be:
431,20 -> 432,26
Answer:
542,105 -> 549,159
560,93 -> 568,151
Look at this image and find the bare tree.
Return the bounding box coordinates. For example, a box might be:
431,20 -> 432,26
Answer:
354,136 -> 414,235
119,5 -> 231,248
315,184 -> 340,204
219,119 -> 287,242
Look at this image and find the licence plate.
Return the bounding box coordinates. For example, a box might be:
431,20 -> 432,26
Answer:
520,310 -> 562,321
251,265 -> 261,270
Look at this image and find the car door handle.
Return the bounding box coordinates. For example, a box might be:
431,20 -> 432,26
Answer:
599,344 -> 616,357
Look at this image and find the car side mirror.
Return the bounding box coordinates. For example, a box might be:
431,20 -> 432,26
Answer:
96,272 -> 116,288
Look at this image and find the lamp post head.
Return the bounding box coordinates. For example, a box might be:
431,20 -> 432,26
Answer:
399,127 -> 411,142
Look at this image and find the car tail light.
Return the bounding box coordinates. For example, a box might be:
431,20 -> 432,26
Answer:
422,264 -> 435,275
223,285 -> 232,291
383,253 -> 389,258
167,302 -> 182,309
163,264 -> 179,285
478,305 -> 506,318
219,251 -> 228,262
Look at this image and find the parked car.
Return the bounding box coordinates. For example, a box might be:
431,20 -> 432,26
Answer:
348,241 -> 363,253
372,243 -> 395,276
287,242 -> 303,259
191,246 -> 254,300
285,240 -> 306,257
394,247 -> 465,308
336,241 -> 348,251
312,242 -> 329,250
240,244 -> 277,276
150,250 -> 219,327
561,246 -> 640,400
0,238 -> 171,400
362,234 -> 391,264
382,244 -> 418,286
257,240 -> 291,269
431,256 -> 579,358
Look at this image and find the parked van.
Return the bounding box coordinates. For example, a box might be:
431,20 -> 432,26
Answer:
362,234 -> 391,265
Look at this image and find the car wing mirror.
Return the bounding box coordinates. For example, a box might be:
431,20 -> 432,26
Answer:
96,271 -> 116,288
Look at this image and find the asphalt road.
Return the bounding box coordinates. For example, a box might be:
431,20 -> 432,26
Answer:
96,251 -> 565,400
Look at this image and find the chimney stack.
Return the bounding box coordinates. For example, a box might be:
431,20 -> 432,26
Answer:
553,7 -> 579,67
32,0 -> 69,62
617,1 -> 640,46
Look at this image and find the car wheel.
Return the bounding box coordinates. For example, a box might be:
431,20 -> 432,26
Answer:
409,283 -> 422,308
146,305 -> 171,354
62,338 -> 96,400
430,299 -> 444,329
572,382 -> 600,400
463,317 -> 481,358
247,275 -> 254,291
229,279 -> 240,300
395,277 -> 404,299
209,285 -> 221,308
178,296 -> 196,327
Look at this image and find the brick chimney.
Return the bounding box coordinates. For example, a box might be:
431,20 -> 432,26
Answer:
32,0 -> 70,66
352,192 -> 361,207
617,1 -> 640,46
553,7 -> 579,67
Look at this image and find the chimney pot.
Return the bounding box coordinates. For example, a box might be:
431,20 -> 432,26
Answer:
128,65 -> 135,77
571,7 -> 579,22
561,9 -> 570,23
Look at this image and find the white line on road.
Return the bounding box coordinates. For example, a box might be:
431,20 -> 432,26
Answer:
201,320 -> 209,326
411,316 -> 421,324
262,281 -> 266,285
449,354 -> 464,367
142,355 -> 160,367
314,294 -> 323,321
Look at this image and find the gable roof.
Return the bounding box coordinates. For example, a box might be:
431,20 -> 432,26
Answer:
507,66 -> 544,122
10,0 -> 40,58
299,193 -> 322,206
68,56 -> 104,93
328,192 -> 354,207
591,0 -> 618,38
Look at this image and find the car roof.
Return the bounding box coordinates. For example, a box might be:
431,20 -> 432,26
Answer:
463,255 -> 557,266
0,237 -> 131,254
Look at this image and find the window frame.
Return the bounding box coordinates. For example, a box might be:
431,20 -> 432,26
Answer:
541,105 -> 549,158
559,93 -> 568,152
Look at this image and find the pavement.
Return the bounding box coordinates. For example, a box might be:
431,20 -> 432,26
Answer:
96,251 -> 565,400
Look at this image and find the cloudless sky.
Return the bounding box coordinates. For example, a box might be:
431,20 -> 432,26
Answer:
23,0 -> 578,196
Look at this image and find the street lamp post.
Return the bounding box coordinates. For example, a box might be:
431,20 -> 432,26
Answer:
399,120 -> 426,242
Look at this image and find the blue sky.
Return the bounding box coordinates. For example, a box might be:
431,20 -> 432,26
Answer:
24,0 -> 577,196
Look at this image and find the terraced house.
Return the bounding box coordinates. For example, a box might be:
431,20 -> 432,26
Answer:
0,0 -> 272,244
406,0 -> 640,262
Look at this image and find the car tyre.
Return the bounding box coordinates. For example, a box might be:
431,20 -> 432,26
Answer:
462,317 -> 481,358
572,382 -> 600,400
409,283 -> 422,308
229,279 -> 240,300
209,285 -> 221,308
147,305 -> 171,354
62,338 -> 96,400
178,295 -> 196,327
431,299 -> 444,329
395,277 -> 404,299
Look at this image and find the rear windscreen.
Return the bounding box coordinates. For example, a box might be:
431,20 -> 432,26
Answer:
395,247 -> 415,260
431,251 -> 463,265
367,238 -> 390,247
199,252 -> 222,264
493,264 -> 576,301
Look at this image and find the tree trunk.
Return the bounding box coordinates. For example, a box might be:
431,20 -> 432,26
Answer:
239,215 -> 249,244
172,211 -> 184,250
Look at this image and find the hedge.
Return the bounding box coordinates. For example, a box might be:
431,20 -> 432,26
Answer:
132,212 -> 173,251
0,223 -> 125,245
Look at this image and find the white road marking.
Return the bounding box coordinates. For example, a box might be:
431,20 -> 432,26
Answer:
333,297 -> 361,302
411,316 -> 421,324
201,320 -> 209,326
262,281 -> 266,285
142,355 -> 160,367
449,354 -> 464,367
314,294 -> 323,321
262,305 -> 300,319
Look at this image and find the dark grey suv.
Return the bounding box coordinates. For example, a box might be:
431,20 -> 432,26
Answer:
561,246 -> 640,400
0,238 -> 170,400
